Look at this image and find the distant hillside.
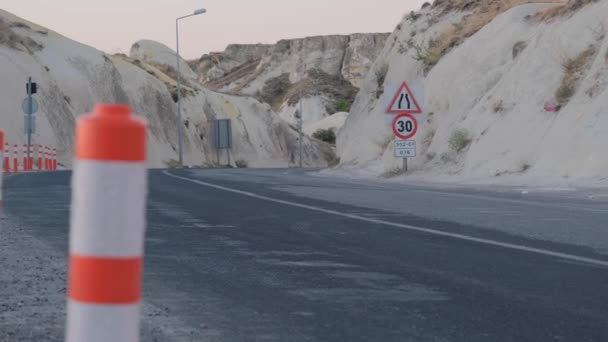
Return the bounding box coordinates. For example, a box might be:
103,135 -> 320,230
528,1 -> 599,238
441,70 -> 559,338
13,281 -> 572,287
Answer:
338,0 -> 608,179
0,10 -> 333,168
188,34 -> 389,128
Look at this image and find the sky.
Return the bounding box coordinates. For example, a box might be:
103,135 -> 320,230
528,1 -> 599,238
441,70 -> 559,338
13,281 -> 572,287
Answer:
0,0 -> 427,59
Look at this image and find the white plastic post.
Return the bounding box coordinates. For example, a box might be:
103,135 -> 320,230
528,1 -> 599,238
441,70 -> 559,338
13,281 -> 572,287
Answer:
65,104 -> 148,342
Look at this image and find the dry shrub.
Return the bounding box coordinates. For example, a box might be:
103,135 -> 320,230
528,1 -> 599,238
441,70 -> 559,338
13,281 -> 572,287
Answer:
9,22 -> 31,29
493,100 -> 505,113
0,18 -> 43,52
375,63 -> 389,88
117,54 -> 196,101
556,46 -> 596,106
536,0 -> 598,21
148,62 -> 192,87
420,0 -> 563,71
0,18 -> 21,49
433,0 -> 563,15
449,129 -> 472,153
512,41 -> 528,59
312,129 -> 336,145
164,159 -> 184,168
382,166 -> 406,178
413,38 -> 445,72
256,73 -> 291,107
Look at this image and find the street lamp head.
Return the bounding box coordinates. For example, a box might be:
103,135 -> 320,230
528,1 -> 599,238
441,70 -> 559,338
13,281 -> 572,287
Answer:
193,8 -> 207,15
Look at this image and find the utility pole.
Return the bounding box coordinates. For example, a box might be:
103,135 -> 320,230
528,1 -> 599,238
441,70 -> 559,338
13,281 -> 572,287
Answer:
26,77 -> 34,168
176,19 -> 183,166
175,8 -> 206,166
299,91 -> 303,168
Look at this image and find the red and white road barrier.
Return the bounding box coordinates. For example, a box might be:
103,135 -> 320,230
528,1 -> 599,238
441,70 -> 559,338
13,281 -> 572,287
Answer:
38,144 -> 43,171
44,145 -> 50,170
66,104 -> 148,342
29,145 -> 34,171
22,144 -> 27,171
3,142 -> 9,174
0,130 -> 4,205
53,148 -> 57,170
12,144 -> 18,173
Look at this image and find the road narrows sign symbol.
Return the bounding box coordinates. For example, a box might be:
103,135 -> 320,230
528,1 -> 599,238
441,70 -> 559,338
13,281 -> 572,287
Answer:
392,113 -> 418,140
387,81 -> 422,114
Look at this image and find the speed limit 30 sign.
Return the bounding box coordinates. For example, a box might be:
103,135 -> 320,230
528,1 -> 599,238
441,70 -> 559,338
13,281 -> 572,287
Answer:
391,113 -> 418,140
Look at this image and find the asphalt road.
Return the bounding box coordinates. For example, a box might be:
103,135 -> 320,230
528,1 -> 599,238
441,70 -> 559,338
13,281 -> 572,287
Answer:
2,169 -> 608,341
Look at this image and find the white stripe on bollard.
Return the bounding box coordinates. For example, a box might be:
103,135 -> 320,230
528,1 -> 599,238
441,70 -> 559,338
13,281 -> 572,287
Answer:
70,161 -> 147,257
66,302 -> 140,342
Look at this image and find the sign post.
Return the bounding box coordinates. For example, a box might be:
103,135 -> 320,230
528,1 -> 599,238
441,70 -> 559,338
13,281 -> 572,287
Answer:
394,140 -> 416,172
391,114 -> 418,173
23,77 -> 38,169
386,81 -> 422,173
214,119 -> 232,166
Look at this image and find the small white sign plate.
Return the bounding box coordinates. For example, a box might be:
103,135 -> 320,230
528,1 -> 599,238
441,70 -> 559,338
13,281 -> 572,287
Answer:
394,140 -> 416,158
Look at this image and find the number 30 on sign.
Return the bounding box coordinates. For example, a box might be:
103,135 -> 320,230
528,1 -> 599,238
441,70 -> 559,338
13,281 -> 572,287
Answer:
391,113 -> 418,140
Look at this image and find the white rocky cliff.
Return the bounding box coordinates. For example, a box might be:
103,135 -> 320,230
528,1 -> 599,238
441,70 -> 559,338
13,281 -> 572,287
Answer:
189,34 -> 389,129
0,9 -> 333,168
338,0 -> 608,181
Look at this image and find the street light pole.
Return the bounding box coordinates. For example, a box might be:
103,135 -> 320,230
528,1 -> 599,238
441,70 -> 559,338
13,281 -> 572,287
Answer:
175,19 -> 183,166
299,92 -> 303,168
176,8 -> 206,166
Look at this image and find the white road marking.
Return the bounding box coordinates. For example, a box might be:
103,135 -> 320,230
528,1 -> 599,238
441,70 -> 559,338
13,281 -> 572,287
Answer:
163,171 -> 608,268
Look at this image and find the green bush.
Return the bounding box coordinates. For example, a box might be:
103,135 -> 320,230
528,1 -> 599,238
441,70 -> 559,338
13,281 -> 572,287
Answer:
448,129 -> 472,153
312,129 -> 336,145
257,73 -> 291,105
382,167 -> 405,178
335,99 -> 351,112
235,159 -> 248,168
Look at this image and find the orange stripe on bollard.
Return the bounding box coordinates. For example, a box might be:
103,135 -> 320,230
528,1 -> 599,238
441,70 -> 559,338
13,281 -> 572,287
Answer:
53,148 -> 57,170
68,255 -> 142,304
0,131 -> 4,201
22,144 -> 27,171
76,104 -> 146,162
38,144 -> 42,171
13,144 -> 18,172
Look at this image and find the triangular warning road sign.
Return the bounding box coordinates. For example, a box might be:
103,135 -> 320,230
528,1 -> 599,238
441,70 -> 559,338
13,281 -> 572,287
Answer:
386,82 -> 422,114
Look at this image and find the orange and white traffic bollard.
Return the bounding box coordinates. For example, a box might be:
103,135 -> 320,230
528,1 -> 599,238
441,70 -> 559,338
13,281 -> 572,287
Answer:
44,145 -> 49,170
0,130 -> 4,201
29,145 -> 34,171
66,104 -> 148,342
22,144 -> 27,171
38,144 -> 43,171
3,142 -> 9,174
53,148 -> 57,170
13,144 -> 18,172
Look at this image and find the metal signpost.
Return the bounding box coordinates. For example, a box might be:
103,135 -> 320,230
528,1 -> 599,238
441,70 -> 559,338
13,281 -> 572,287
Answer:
298,101 -> 303,168
394,140 -> 416,172
23,77 -> 38,168
214,119 -> 232,165
391,113 -> 418,172
386,81 -> 422,173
